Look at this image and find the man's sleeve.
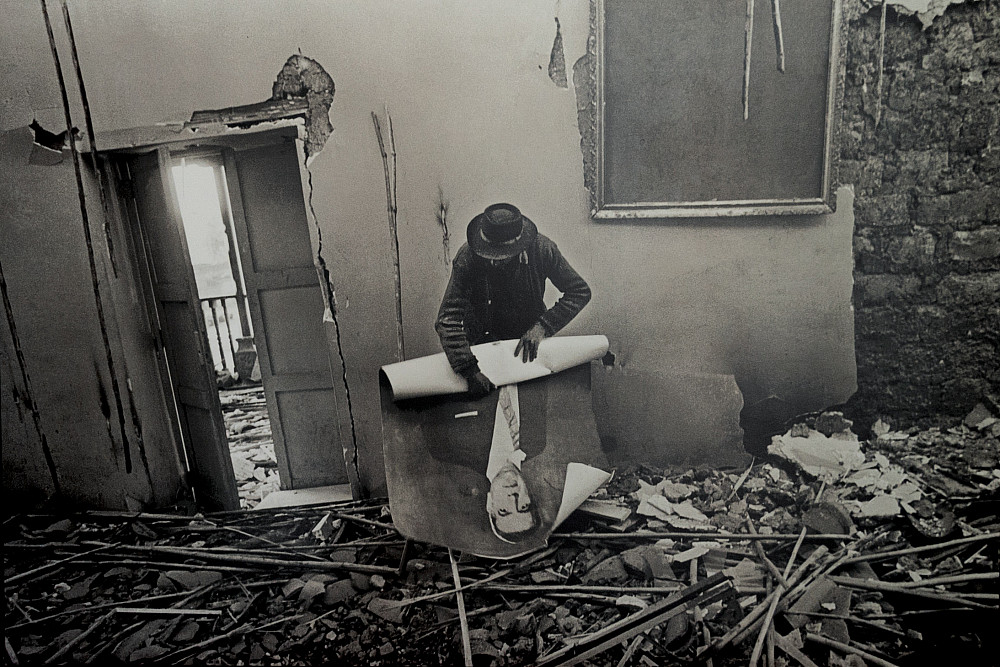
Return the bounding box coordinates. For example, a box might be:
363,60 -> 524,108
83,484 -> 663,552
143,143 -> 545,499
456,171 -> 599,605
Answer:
536,240 -> 592,336
435,255 -> 481,377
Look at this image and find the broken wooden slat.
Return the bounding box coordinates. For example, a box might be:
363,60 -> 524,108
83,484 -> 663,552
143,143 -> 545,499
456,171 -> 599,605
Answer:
74,541 -> 398,576
552,531 -> 850,542
535,573 -> 734,666
42,611 -> 113,665
448,549 -> 473,667
746,516 -> 790,588
189,98 -> 309,125
840,532 -> 999,565
774,632 -> 820,667
889,572 -> 997,588
709,545 -> 829,653
804,632 -> 901,667
749,523 -> 808,667
4,545 -> 109,587
826,576 -> 998,609
112,608 -> 223,616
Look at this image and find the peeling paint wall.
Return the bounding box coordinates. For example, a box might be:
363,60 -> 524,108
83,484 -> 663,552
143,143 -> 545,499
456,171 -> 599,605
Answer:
1,0 -> 868,503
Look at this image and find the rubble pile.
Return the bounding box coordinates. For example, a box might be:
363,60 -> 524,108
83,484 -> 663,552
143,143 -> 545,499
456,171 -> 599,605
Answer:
220,387 -> 280,509
4,408 -> 998,666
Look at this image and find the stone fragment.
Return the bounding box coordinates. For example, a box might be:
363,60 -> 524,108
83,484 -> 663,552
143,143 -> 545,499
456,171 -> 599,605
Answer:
282,578 -> 306,597
582,555 -> 628,584
964,403 -> 995,428
620,546 -> 656,579
164,570 -> 222,591
172,621 -> 200,643
802,502 -> 855,535
367,597 -> 404,624
952,228 -> 1000,261
814,411 -> 854,437
298,579 -> 326,603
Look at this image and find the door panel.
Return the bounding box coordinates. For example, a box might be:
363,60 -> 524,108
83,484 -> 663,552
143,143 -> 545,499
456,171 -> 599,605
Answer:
258,286 -> 328,375
130,148 -> 239,510
240,149 -> 315,273
223,142 -> 348,489
277,389 -> 343,487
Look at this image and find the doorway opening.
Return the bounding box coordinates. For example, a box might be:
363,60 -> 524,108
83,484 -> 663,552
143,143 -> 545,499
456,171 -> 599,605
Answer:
171,157 -> 279,509
115,131 -> 351,512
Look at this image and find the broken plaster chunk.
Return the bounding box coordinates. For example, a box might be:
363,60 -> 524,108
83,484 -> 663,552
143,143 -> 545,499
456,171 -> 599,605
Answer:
852,495 -> 901,518
659,481 -> 696,501
790,423 -> 811,438
722,558 -> 765,589
270,54 -> 335,159
637,494 -> 674,520
768,430 -> 865,481
672,545 -> 710,564
672,501 -> 709,522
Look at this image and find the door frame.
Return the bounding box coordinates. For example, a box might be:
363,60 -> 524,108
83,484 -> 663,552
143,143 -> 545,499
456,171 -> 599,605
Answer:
116,146 -> 240,510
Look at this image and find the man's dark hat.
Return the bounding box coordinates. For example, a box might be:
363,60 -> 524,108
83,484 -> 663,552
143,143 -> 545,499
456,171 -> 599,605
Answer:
467,203 -> 537,261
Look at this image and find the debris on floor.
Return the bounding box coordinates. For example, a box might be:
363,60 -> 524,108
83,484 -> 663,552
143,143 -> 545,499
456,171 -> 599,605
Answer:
220,386 -> 280,509
5,407 -> 998,665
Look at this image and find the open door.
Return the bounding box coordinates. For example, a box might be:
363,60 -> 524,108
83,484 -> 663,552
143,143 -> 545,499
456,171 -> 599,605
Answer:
222,140 -> 348,489
128,147 -> 240,510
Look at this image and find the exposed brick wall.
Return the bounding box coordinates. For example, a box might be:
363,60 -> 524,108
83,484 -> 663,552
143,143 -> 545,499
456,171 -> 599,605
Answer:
841,0 -> 999,427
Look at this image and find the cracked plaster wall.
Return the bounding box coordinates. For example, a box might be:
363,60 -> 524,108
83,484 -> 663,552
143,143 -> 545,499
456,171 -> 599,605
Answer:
0,0 -> 870,503
0,125 -> 184,509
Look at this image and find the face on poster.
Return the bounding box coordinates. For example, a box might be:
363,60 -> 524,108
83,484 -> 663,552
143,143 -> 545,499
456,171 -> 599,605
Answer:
380,337 -> 612,558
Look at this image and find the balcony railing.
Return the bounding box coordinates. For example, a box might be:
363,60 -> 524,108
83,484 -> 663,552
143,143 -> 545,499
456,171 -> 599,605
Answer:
200,296 -> 250,373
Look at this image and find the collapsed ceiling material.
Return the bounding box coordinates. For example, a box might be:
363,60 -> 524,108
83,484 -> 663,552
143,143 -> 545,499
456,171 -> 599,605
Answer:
5,405 -> 997,665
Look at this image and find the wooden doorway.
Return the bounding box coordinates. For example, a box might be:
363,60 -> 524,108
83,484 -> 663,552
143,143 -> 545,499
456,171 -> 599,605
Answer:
115,131 -> 349,510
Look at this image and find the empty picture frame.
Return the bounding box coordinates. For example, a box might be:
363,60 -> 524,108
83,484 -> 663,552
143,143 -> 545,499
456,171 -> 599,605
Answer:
591,0 -> 845,219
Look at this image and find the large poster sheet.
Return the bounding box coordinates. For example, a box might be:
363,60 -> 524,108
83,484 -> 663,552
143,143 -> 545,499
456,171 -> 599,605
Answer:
379,336 -> 612,558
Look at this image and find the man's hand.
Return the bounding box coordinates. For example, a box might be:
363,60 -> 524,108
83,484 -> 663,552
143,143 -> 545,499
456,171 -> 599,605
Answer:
514,323 -> 546,363
466,371 -> 496,399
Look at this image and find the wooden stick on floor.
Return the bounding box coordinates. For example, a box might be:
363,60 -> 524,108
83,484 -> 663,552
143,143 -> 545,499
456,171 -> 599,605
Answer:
748,481 -> 825,667
805,632 -> 901,667
43,611 -> 113,665
449,549 -> 473,667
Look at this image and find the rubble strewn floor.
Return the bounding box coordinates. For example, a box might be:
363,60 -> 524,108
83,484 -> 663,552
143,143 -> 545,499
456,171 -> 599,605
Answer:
4,407 -> 998,666
220,386 -> 280,509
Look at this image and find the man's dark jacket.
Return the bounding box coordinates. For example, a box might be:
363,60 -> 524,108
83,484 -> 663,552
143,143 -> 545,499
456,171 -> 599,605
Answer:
435,233 -> 591,377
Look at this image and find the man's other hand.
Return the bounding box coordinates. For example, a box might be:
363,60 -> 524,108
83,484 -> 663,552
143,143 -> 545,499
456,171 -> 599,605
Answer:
466,371 -> 496,399
514,323 -> 546,363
